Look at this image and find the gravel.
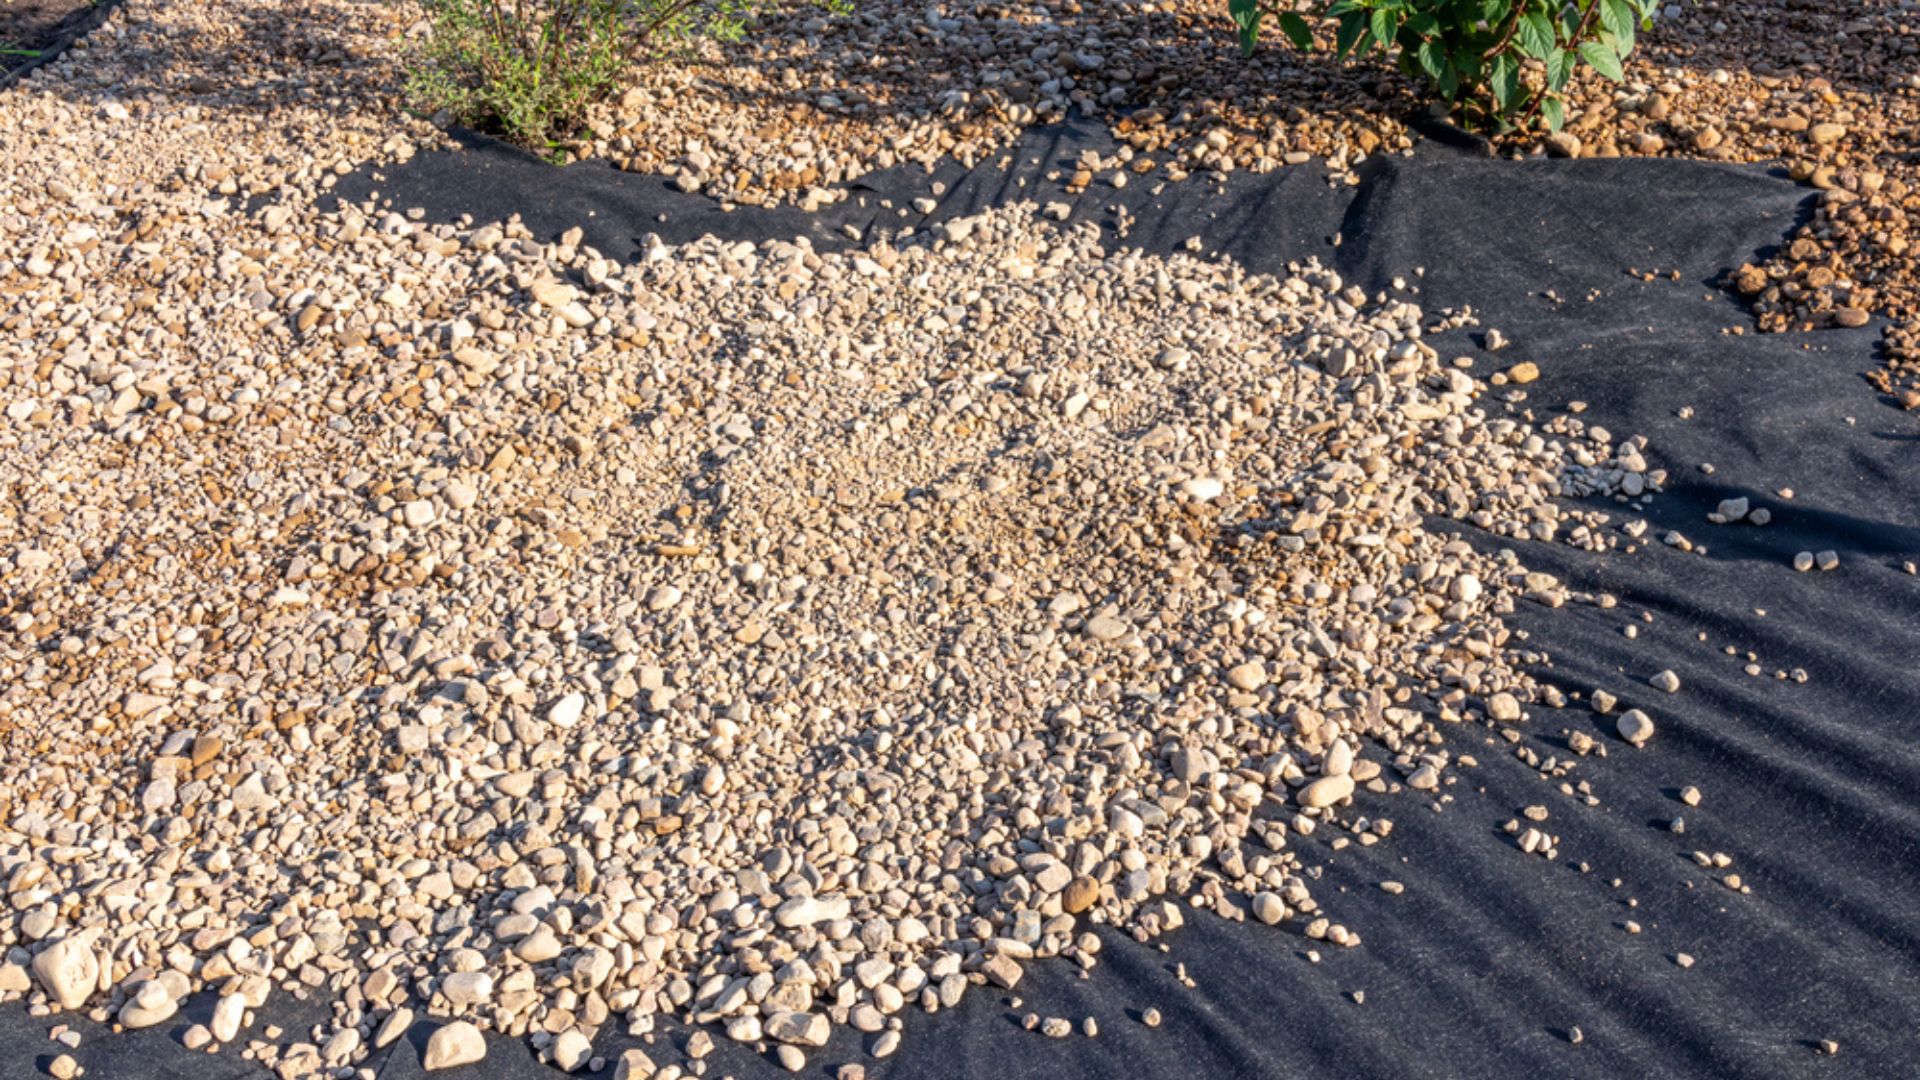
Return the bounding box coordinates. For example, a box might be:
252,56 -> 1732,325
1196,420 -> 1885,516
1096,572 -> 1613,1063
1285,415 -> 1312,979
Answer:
0,1 -> 1683,1075
496,0 -> 1920,364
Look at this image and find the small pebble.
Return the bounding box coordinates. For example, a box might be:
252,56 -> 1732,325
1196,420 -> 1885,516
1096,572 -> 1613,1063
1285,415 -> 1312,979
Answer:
1617,710 -> 1656,747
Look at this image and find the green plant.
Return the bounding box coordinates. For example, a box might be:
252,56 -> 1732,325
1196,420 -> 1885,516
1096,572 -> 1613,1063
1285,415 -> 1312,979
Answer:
407,0 -> 776,155
1230,0 -> 1660,132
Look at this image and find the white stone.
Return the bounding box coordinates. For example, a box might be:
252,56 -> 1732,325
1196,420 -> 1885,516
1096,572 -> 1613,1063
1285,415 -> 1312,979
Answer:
1252,892 -> 1286,925
1224,661 -> 1266,692
31,932 -> 99,1010
614,1048 -> 657,1080
443,971 -> 493,1006
548,692 -> 586,729
424,1021 -> 487,1071
375,1007 -> 414,1049
1617,709 -> 1656,746
764,1010 -> 830,1046
119,980 -> 177,1028
1297,773 -> 1355,809
1181,476 -> 1225,501
774,895 -> 850,928
552,1029 -> 593,1072
211,992 -> 248,1042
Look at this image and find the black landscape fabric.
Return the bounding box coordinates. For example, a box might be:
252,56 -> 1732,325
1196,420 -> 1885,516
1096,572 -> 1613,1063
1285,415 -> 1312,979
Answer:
13,121 -> 1917,1080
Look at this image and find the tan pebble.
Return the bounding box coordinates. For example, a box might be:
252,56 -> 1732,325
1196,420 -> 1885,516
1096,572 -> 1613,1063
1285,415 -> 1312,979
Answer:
1616,710 -> 1655,746
1297,773 -> 1354,810
423,1022 -> 487,1071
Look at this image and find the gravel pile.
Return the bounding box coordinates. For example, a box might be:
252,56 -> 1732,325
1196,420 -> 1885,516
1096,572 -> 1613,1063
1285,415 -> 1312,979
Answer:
1875,318 -> 1920,409
576,0 -> 1417,206
2,3 -> 1677,1077
573,0 -> 1918,346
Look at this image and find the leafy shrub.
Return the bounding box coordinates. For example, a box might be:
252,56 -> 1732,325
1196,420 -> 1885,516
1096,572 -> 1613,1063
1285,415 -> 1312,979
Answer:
1230,0 -> 1659,132
407,0 -> 771,154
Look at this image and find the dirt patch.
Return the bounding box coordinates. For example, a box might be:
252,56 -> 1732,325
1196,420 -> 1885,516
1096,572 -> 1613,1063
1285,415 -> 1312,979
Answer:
1,0 -> 106,76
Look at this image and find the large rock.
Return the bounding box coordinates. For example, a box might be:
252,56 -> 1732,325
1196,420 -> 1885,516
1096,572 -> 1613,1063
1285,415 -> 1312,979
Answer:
210,991 -> 248,1042
423,1021 -> 487,1071
31,932 -> 99,1010
374,1007 -> 414,1049
613,1048 -> 657,1080
1297,773 -> 1355,809
773,895 -> 849,928
442,971 -> 493,1006
764,1010 -> 830,1047
1061,875 -> 1100,914
119,980 -> 178,1028
552,1029 -> 593,1072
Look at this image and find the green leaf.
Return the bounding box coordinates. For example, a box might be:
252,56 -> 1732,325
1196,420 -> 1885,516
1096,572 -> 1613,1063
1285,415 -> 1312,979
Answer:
1370,7 -> 1398,51
1516,11 -> 1554,58
1598,0 -> 1630,37
1578,39 -> 1624,81
1229,0 -> 1261,54
1415,37 -> 1445,79
1276,10 -> 1315,49
1334,11 -> 1367,58
1542,96 -> 1565,131
1434,59 -> 1460,100
1545,47 -> 1574,91
1489,52 -> 1517,111
1599,0 -> 1636,54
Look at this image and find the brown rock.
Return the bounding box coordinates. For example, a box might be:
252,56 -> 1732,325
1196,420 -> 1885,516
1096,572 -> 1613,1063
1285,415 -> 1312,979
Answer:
1808,123 -> 1846,146
1062,875 -> 1100,914
190,735 -> 224,767
980,954 -> 1024,989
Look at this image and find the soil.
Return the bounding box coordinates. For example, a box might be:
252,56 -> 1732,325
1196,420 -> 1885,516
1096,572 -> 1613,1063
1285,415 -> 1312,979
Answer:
0,0 -> 105,76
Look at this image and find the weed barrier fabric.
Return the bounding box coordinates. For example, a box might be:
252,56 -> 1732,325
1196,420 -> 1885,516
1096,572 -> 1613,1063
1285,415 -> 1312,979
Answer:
0,0 -> 130,91
11,123 -> 1915,1080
